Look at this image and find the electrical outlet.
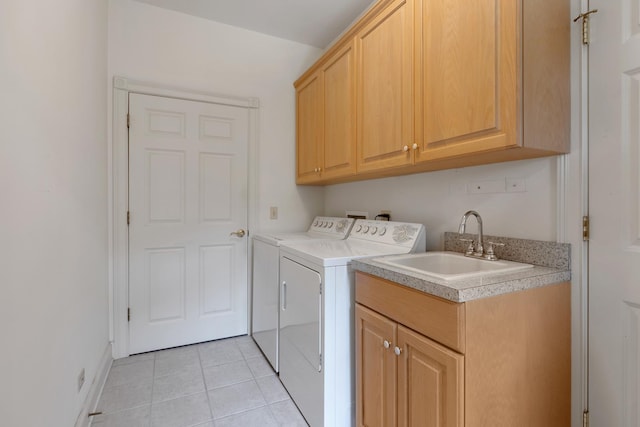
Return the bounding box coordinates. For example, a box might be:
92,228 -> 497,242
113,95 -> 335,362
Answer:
77,368 -> 85,392
269,206 -> 278,220
506,178 -> 527,193
467,179 -> 506,194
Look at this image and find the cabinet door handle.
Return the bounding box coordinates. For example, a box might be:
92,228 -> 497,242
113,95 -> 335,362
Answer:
412,143 -> 418,150
383,340 -> 391,349
281,281 -> 287,310
402,145 -> 409,152
318,290 -> 323,373
394,346 -> 402,356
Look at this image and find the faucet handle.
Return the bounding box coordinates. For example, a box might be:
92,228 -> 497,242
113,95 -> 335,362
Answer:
459,238 -> 475,256
485,241 -> 505,261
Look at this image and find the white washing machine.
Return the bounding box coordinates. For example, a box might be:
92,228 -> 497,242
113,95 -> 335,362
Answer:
251,216 -> 354,372
278,219 -> 426,427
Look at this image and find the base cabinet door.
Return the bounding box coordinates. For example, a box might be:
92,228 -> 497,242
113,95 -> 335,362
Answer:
397,326 -> 464,427
356,304 -> 463,427
356,304 -> 397,427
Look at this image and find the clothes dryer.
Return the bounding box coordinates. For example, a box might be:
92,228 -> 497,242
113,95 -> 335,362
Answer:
251,216 -> 354,372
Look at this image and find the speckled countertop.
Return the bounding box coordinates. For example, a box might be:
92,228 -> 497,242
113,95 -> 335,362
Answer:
351,232 -> 571,303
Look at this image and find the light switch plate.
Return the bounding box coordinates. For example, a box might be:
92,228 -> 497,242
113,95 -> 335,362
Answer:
467,179 -> 506,194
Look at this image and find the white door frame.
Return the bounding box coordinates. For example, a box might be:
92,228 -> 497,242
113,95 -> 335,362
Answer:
109,76 -> 260,358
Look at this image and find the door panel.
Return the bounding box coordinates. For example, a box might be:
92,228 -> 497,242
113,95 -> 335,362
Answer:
128,93 -> 249,354
356,0 -> 414,172
279,256 -> 323,427
589,0 -> 640,424
397,325 -> 464,427
296,74 -> 323,183
356,304 -> 397,427
322,41 -> 356,180
415,0 -> 516,162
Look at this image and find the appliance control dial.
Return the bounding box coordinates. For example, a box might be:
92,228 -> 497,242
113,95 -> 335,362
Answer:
313,221 -> 319,226
356,225 -> 362,232
371,226 -> 378,234
379,227 -> 387,236
328,222 -> 334,228
363,226 -> 370,233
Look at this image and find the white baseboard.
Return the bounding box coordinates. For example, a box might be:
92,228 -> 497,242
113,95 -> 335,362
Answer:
75,343 -> 113,427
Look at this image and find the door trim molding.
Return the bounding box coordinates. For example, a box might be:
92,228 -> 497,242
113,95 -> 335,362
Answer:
109,76 -> 259,358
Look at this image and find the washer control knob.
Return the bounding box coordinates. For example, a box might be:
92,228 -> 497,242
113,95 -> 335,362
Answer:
356,225 -> 363,232
379,227 -> 387,236
313,221 -> 318,226
363,226 -> 370,233
371,226 -> 378,234
328,221 -> 334,228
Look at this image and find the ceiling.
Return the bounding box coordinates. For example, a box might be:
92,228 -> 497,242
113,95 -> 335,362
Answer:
132,0 -> 377,48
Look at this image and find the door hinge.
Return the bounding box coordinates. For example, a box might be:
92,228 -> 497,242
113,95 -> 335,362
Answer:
573,9 -> 598,45
583,216 -> 590,241
583,410 -> 589,427
126,113 -> 130,129
127,307 -> 131,322
127,211 -> 130,226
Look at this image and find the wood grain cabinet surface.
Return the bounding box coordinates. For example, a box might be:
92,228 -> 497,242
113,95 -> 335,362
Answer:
294,0 -> 570,185
295,41 -> 356,184
355,272 -> 571,427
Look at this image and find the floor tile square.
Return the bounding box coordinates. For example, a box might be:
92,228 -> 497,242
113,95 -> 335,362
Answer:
202,360 -> 252,390
154,346 -> 200,378
235,336 -> 263,359
91,405 -> 151,427
198,340 -> 244,367
152,368 -> 205,403
269,399 -> 309,426
214,406 -> 278,427
99,381 -> 153,414
256,375 -> 290,404
104,360 -> 154,389
112,352 -> 155,367
150,392 -> 212,427
246,355 -> 275,378
208,380 -> 266,419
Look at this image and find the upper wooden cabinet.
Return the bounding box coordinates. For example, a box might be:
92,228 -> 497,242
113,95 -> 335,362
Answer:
356,0 -> 414,173
414,0 -> 516,163
295,41 -> 356,184
294,0 -> 570,185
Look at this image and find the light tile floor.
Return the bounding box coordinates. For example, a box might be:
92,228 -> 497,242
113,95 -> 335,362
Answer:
92,335 -> 308,427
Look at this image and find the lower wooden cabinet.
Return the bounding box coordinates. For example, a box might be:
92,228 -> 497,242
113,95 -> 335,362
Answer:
355,272 -> 571,427
357,304 -> 463,427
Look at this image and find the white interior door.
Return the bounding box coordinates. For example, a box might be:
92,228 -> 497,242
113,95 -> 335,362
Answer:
588,0 -> 640,424
128,93 -> 249,354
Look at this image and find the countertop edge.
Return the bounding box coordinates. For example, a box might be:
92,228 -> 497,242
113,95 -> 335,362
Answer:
351,258 -> 571,303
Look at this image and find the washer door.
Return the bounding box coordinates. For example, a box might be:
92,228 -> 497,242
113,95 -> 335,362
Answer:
279,256 -> 323,427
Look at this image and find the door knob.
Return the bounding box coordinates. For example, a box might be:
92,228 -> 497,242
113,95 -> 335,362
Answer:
229,229 -> 246,238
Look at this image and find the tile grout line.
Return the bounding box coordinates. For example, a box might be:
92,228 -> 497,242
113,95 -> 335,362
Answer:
196,343 -> 216,424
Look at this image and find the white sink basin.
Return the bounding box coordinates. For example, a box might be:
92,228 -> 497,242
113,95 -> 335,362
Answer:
374,251 -> 533,281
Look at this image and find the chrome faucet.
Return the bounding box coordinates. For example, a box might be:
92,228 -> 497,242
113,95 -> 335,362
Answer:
458,210 -> 484,257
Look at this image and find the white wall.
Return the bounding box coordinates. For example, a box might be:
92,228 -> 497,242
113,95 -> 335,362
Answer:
0,1 -> 110,426
108,0 -> 325,233
325,157 -> 559,249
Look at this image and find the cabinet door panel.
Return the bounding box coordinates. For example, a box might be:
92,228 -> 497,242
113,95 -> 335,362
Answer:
397,325 -> 464,427
356,0 -> 414,172
296,73 -> 323,183
415,0 -> 517,162
322,42 -> 356,179
356,304 -> 397,427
